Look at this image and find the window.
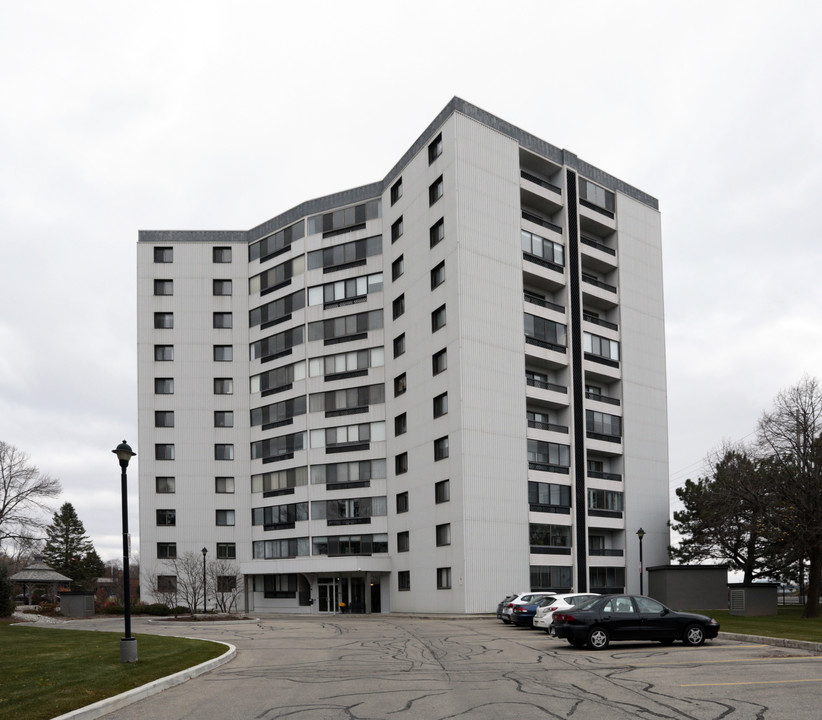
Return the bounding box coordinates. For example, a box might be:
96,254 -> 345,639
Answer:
590,566 -> 625,591
527,440 -> 571,469
252,326 -> 305,359
392,255 -> 404,281
437,567 -> 451,590
257,466 -> 310,492
394,373 -> 407,397
395,452 -> 408,475
155,411 -> 174,428
155,477 -> 175,493
390,178 -> 403,205
308,348 -> 382,380
393,333 -> 405,358
254,538 -> 310,559
579,178 -> 615,213
521,230 -> 564,267
394,413 -> 407,436
530,565 -> 572,591
155,444 -> 174,460
156,509 -> 176,526
524,313 -> 567,349
397,531 -> 409,552
306,235 -> 382,271
306,275 -> 380,309
432,348 -> 447,375
528,481 -> 572,509
216,543 -> 236,559
257,501 -> 310,525
215,477 -> 235,493
434,436 -> 449,461
213,279 -> 232,296
217,576 -> 237,593
392,294 -> 405,320
214,378 -> 233,395
157,575 -> 177,592
391,216 -> 404,243
588,489 -> 624,512
250,219 -> 306,260
216,509 -> 235,526
530,523 -> 572,549
213,345 -> 233,362
430,218 -> 444,248
154,279 -> 173,296
586,410 -> 622,440
213,246 -> 232,263
433,392 -> 448,418
154,378 -> 174,394
435,479 -> 450,504
430,261 -> 445,289
213,312 -> 233,329
396,491 -> 409,513
398,570 -> 410,591
154,312 -> 173,329
214,410 -> 234,428
154,345 -> 173,361
431,304 -> 446,332
215,444 -> 234,461
429,175 -> 443,205
157,542 -> 176,559
307,199 -> 380,237
584,332 -> 620,362
306,311 -> 382,344
428,133 -> 442,163
436,523 -> 451,546
154,247 -> 173,263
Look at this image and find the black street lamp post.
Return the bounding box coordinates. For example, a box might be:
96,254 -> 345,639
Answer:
201,547 -> 208,614
113,440 -> 137,662
636,527 -> 646,595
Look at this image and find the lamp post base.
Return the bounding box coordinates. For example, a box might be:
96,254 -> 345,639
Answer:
120,637 -> 138,663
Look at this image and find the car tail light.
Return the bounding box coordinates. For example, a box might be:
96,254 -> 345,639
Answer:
554,612 -> 574,622
513,606 -> 526,614
547,605 -> 558,611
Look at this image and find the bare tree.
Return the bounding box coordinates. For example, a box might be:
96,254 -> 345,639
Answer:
0,442 -> 61,554
163,552 -> 206,613
207,558 -> 243,613
758,376 -> 822,618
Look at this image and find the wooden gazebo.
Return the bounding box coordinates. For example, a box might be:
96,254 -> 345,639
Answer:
10,560 -> 72,603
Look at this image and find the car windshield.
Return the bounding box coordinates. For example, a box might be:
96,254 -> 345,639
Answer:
537,596 -> 557,606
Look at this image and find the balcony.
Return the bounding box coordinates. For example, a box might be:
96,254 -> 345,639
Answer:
521,174 -> 563,216
585,390 -> 620,407
527,419 -> 569,434
525,292 -> 565,314
583,313 -> 618,332
522,210 -> 562,236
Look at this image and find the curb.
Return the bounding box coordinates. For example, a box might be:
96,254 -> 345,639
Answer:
49,640 -> 236,720
718,631 -> 822,653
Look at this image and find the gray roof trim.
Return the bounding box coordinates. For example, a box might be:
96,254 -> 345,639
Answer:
139,97 -> 657,244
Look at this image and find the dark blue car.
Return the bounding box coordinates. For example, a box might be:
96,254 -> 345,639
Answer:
510,597 -> 552,627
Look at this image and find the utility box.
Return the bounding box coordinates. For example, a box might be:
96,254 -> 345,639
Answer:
728,583 -> 778,616
59,592 -> 95,617
647,565 -> 728,610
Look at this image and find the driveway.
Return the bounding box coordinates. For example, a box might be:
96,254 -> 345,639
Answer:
54,614 -> 822,719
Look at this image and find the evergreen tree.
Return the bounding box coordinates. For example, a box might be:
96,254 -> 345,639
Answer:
0,564 -> 13,617
42,503 -> 104,591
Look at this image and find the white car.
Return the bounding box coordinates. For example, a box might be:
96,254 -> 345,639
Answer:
533,593 -> 600,633
501,592 -> 556,623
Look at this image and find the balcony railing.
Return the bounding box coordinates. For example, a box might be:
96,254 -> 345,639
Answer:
528,462 -> 570,474
522,211 -> 562,235
585,391 -> 621,406
523,252 -> 564,274
589,548 -> 624,557
586,431 -> 622,444
528,419 -> 569,434
526,376 -> 568,393
580,198 -> 615,219
583,313 -> 618,331
525,336 -> 567,353
587,470 -> 622,481
529,503 -> 572,514
582,274 -> 617,293
521,171 -> 562,195
581,235 -> 616,256
525,292 -> 565,313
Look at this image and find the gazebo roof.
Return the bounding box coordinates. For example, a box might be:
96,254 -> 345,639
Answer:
9,560 -> 72,584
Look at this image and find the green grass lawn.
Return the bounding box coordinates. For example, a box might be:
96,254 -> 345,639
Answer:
700,606 -> 822,643
0,623 -> 226,720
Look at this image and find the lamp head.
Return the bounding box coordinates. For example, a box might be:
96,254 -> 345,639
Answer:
113,441 -> 136,468
636,527 -> 646,540
202,547 -> 208,557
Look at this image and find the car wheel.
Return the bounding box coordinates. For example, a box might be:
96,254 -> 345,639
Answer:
683,624 -> 705,646
568,637 -> 585,648
501,617 -> 511,624
586,627 -> 610,650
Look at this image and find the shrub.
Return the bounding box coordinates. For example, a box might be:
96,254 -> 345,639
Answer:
0,566 -> 12,618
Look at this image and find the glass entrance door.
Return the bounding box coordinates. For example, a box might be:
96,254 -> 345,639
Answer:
317,578 -> 338,613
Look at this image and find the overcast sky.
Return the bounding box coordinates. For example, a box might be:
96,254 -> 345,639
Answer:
2,1 -> 820,563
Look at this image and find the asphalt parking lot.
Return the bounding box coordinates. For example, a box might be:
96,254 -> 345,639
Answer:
56,614 -> 822,720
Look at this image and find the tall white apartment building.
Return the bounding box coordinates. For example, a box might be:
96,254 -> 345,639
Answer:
137,98 -> 669,614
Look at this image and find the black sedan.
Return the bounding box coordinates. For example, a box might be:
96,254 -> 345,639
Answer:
551,594 -> 720,650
